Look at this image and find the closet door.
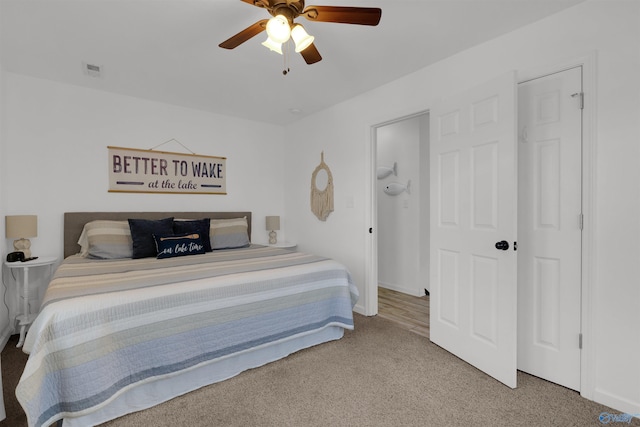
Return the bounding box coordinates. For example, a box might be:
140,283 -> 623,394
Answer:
430,72 -> 518,388
517,66 -> 583,391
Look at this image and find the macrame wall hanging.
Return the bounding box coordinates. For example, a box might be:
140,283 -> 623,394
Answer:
310,152 -> 334,221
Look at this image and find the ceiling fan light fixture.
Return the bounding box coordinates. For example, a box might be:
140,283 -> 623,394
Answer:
261,36 -> 283,54
291,24 -> 314,53
266,15 -> 291,44
220,3 -> 382,66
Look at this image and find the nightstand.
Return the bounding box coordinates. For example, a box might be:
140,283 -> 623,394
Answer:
4,256 -> 57,347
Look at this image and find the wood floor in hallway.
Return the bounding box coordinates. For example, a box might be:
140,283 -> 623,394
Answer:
377,287 -> 429,338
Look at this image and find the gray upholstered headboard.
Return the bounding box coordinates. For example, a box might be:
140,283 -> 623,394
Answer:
64,211 -> 252,259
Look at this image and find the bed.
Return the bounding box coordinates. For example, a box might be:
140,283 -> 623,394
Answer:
16,212 -> 358,427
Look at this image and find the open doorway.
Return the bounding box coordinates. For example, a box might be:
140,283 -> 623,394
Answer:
373,112 -> 430,330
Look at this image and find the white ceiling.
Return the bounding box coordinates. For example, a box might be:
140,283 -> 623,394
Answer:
0,0 -> 584,126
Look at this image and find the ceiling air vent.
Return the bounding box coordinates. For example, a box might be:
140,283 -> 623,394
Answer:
82,62 -> 103,78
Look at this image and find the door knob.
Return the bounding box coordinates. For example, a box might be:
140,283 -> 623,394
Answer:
495,240 -> 509,251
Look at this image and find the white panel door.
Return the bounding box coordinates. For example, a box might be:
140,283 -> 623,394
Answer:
430,72 -> 518,388
517,66 -> 582,391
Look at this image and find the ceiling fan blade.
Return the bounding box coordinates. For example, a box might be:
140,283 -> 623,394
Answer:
302,6 -> 382,26
219,19 -> 268,49
300,43 -> 322,64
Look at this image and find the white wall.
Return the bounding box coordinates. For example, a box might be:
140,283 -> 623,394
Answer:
0,39 -> 10,349
284,0 -> 640,415
376,116 -> 422,296
0,73 -> 286,340
0,30 -> 6,417
418,115 -> 430,293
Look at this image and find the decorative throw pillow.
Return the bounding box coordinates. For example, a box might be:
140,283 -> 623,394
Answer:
128,217 -> 174,259
173,218 -> 212,252
154,233 -> 206,259
209,217 -> 250,249
82,220 -> 133,259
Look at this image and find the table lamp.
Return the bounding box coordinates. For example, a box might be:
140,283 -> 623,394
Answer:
265,216 -> 280,244
5,215 -> 37,258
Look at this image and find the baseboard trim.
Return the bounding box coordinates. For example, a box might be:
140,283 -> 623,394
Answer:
593,387 -> 640,417
378,282 -> 422,297
0,326 -> 13,352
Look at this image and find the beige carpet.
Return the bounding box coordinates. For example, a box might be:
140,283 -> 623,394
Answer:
2,314 -> 637,427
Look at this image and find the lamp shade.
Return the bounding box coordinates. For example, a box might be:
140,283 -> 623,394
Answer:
261,36 -> 283,54
265,15 -> 291,44
291,25 -> 314,53
265,216 -> 280,231
5,215 -> 37,239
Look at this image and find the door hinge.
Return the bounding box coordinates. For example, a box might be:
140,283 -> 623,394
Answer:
578,213 -> 584,230
571,92 -> 584,110
579,333 -> 583,349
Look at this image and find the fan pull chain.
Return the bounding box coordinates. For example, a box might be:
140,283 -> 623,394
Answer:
282,40 -> 291,75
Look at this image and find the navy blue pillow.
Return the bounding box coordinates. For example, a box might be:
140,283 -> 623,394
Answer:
173,218 -> 212,252
128,217 -> 174,259
154,233 -> 206,259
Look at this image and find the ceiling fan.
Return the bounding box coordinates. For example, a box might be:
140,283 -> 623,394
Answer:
219,0 -> 382,65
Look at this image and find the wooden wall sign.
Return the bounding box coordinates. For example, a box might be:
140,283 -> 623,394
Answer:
108,146 -> 226,195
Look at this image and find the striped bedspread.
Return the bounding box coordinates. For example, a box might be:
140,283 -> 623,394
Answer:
16,246 -> 358,427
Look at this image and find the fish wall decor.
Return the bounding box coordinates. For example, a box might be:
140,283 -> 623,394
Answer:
376,162 -> 397,179
384,180 -> 411,196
